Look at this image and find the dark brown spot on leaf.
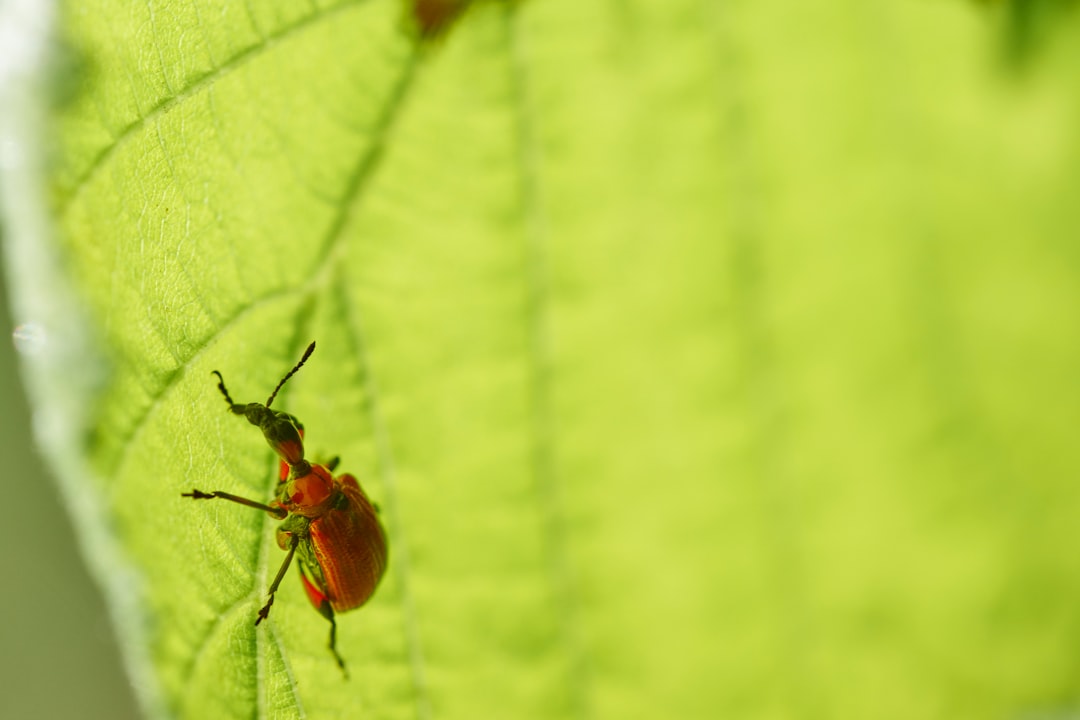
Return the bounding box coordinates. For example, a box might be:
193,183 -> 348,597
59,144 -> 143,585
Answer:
409,0 -> 472,40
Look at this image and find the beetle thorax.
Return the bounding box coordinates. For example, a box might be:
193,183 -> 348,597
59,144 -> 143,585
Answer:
280,463 -> 337,517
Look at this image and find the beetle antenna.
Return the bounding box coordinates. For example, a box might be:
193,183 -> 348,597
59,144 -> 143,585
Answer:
211,371 -> 236,407
266,341 -> 316,408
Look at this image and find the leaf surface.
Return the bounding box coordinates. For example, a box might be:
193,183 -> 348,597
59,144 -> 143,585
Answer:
12,0 -> 1080,718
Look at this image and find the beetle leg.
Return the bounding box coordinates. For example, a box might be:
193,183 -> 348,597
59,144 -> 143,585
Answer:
256,534 -> 300,625
325,456 -> 340,472
298,559 -> 348,675
182,489 -> 287,519
324,605 -> 348,677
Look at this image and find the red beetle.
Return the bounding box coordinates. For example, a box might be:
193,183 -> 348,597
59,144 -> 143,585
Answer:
183,342 -> 387,672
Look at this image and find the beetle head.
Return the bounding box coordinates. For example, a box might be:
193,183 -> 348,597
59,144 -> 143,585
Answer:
241,405 -> 306,466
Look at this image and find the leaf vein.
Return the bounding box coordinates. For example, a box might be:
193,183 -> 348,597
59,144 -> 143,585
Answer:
704,1 -> 814,711
57,0 -> 372,216
180,591 -> 255,690
505,7 -> 591,719
109,38 -> 421,493
268,621 -> 308,720
332,269 -> 432,720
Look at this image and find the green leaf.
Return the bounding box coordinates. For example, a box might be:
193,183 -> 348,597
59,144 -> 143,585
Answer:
4,0 -> 1080,718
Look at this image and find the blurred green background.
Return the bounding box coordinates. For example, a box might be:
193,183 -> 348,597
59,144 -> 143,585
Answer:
3,0 -> 1080,718
0,264 -> 139,718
